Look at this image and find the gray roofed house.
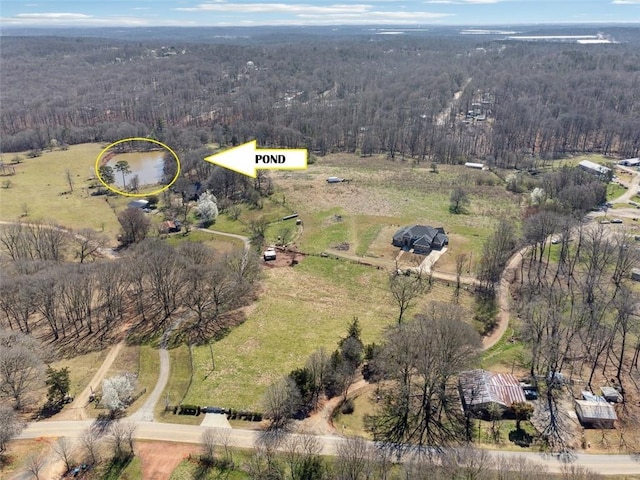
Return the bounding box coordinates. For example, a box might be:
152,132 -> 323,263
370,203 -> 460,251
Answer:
459,369 -> 527,415
392,224 -> 448,254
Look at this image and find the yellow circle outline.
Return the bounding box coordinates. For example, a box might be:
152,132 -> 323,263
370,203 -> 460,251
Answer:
94,137 -> 181,198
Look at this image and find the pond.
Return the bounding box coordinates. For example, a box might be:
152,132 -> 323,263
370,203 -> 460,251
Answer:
106,151 -> 165,190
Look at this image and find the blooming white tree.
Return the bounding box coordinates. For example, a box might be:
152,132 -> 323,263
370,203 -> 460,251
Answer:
195,191 -> 219,226
530,187 -> 545,206
102,374 -> 136,411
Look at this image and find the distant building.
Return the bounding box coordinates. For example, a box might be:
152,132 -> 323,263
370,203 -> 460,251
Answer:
631,269 -> 640,282
619,158 -> 640,167
392,225 -> 448,255
459,370 -> 527,415
578,160 -> 611,179
326,176 -> 344,183
465,162 -> 485,169
159,220 -> 181,234
128,199 -> 149,209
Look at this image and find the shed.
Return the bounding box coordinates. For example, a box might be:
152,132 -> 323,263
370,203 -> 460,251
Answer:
128,199 -> 149,209
600,386 -> 622,403
574,399 -> 617,428
619,158 -> 640,167
464,162 -> 484,170
459,370 -> 526,415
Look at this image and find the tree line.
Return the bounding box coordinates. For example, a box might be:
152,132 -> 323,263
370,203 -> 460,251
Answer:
2,32 -> 638,164
0,235 -> 259,345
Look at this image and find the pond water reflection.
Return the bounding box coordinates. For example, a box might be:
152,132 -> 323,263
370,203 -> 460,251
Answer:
106,151 -> 165,189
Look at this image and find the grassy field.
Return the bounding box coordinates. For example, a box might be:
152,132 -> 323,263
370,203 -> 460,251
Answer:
264,155 -> 524,273
164,229 -> 245,253
0,144 -> 131,238
183,255 -> 475,411
155,344 -> 201,425
170,454 -> 253,480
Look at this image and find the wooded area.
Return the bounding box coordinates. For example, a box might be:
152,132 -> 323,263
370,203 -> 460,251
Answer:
2,28 -> 639,165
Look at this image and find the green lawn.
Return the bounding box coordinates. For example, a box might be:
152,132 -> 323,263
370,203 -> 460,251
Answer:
184,257 -> 397,411
607,183 -> 627,201
481,326 -> 528,373
170,457 -> 251,480
183,255 -> 475,411
0,144 -> 131,238
155,345 -> 200,424
164,229 -> 244,253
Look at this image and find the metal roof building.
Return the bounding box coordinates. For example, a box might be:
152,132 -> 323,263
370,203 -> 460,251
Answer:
574,399 -> 617,428
459,370 -> 526,413
578,160 -> 611,178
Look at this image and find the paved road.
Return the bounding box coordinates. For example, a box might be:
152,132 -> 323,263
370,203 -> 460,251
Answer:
18,421 -> 640,475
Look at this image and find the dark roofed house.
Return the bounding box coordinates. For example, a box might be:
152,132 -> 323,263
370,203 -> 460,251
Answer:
159,220 -> 181,234
459,369 -> 527,416
392,224 -> 448,254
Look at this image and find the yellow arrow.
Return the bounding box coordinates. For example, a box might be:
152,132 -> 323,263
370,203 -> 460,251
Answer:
204,141 -> 307,179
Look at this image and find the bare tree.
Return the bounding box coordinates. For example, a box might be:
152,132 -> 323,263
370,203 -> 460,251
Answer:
455,253 -> 468,299
110,421 -> 135,460
249,217 -> 270,249
0,404 -> 24,457
52,437 -> 76,472
200,427 -> 218,466
449,187 -> 470,214
0,329 -> 46,410
283,433 -> 323,480
117,208 -> 151,246
80,428 -> 102,465
334,436 -> 370,480
368,302 -> 481,454
388,271 -> 425,324
65,168 -> 74,193
262,377 -> 301,430
72,228 -> 108,263
24,453 -> 45,480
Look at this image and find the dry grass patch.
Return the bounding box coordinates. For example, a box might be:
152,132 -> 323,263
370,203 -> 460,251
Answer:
49,349 -> 109,399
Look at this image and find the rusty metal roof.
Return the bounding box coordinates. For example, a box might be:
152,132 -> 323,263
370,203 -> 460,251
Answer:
459,369 -> 526,408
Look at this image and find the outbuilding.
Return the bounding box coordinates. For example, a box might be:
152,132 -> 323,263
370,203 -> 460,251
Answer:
128,199 -> 149,209
464,162 -> 485,170
619,158 -> 640,167
327,176 -> 344,183
578,160 -> 611,179
574,398 -> 617,428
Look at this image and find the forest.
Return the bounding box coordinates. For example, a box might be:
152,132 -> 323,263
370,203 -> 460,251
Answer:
2,26 -> 639,167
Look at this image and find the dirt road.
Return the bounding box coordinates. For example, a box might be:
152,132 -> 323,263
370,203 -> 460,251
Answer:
54,341 -> 125,421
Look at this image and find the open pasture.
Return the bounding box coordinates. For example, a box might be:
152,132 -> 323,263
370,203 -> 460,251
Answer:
184,255 -> 476,411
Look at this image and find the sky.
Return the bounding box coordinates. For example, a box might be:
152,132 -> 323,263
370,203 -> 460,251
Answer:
1,0 -> 639,27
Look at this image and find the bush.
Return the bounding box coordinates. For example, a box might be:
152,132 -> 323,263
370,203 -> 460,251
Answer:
340,398 -> 355,415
